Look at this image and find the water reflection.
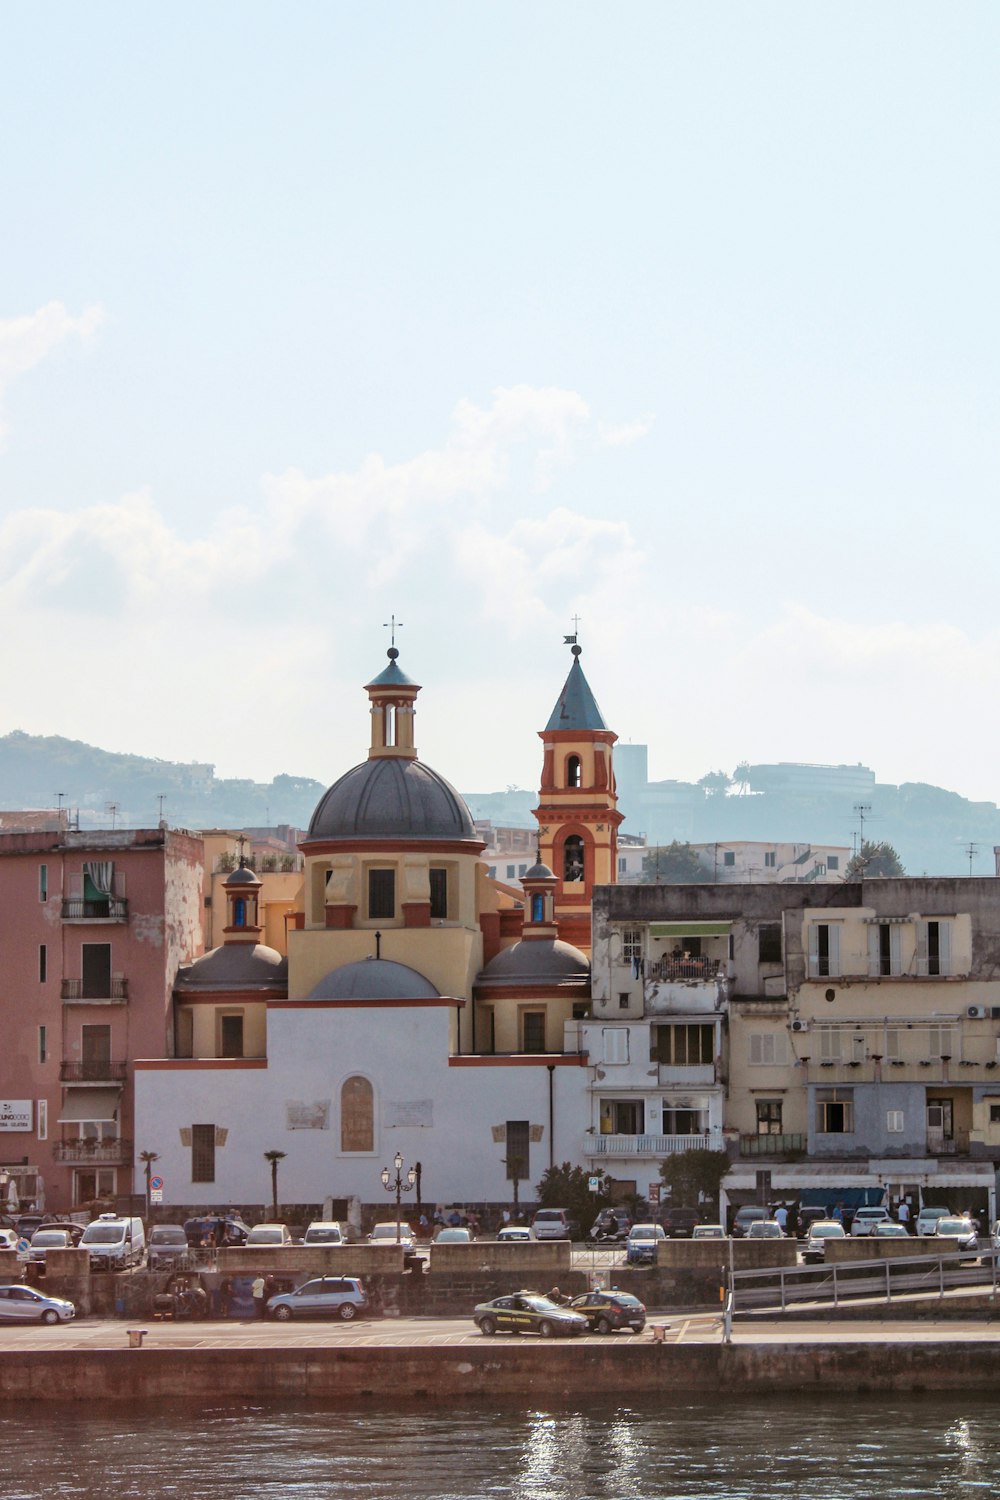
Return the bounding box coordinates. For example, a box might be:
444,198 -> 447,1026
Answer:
3,1397 -> 1000,1499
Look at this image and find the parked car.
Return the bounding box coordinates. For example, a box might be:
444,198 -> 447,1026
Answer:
183,1214 -> 250,1248
916,1205 -> 953,1237
745,1220 -> 785,1240
434,1226 -> 473,1243
531,1209 -> 578,1241
26,1227 -> 75,1264
569,1290 -> 646,1334
0,1284 -> 75,1324
990,1220 -> 1000,1252
873,1222 -> 911,1239
473,1292 -> 588,1338
625,1223 -> 666,1265
267,1276 -> 368,1321
0,1229 -> 21,1251
802,1220 -> 846,1263
245,1223 -> 293,1246
588,1208 -> 631,1242
369,1222 -> 414,1249
692,1223 -> 726,1240
660,1207 -> 700,1238
797,1206 -> 833,1238
13,1215 -> 45,1240
851,1207 -> 892,1237
147,1225 -> 191,1269
731,1207 -> 769,1239
303,1221 -> 344,1245
933,1217 -> 979,1255
497,1225 -> 535,1242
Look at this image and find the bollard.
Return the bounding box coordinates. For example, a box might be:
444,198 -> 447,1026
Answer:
650,1324 -> 667,1343
127,1328 -> 148,1349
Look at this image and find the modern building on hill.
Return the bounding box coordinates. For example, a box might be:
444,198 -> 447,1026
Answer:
0,826 -> 202,1212
687,840 -> 851,884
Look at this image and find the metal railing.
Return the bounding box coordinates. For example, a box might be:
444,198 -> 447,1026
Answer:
61,977 -> 129,1002
61,898 -> 129,921
59,1060 -> 128,1083
730,1245 -> 999,1314
583,1131 -> 722,1157
52,1138 -> 133,1165
648,959 -> 723,982
739,1132 -> 807,1157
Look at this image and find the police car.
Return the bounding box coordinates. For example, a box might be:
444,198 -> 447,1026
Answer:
473,1291 -> 588,1338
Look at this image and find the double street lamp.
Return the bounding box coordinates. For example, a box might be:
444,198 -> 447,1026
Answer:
380,1152 -> 416,1243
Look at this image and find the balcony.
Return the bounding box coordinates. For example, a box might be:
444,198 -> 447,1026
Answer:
61,977 -> 128,1004
739,1132 -> 808,1158
59,1060 -> 128,1084
61,897 -> 128,922
805,1060 -> 995,1086
583,1131 -> 722,1158
52,1138 -> 133,1165
657,1063 -> 718,1087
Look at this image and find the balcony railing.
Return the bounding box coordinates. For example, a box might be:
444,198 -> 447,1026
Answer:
61,977 -> 128,1003
583,1131 -> 722,1157
739,1132 -> 808,1157
52,1138 -> 132,1165
59,1060 -> 128,1083
648,958 -> 723,983
61,898 -> 128,921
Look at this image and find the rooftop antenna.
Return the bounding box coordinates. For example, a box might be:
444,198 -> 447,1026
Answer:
156,793 -> 167,823
853,802 -> 872,856
106,802 -> 119,830
55,792 -> 65,813
966,841 -> 979,876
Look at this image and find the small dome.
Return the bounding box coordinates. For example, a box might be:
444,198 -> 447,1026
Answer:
477,938 -> 590,989
224,863 -> 262,888
523,859 -> 555,881
305,757 -> 478,843
175,943 -> 286,991
308,957 -> 440,1001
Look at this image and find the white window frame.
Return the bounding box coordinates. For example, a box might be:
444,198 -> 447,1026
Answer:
602,1028 -> 630,1065
886,1109 -> 904,1134
748,1032 -> 784,1066
915,920 -> 952,977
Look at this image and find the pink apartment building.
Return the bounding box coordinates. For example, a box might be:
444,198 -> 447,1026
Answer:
0,826 -> 203,1214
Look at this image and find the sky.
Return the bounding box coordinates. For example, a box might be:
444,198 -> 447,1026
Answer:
2,3 -> 999,805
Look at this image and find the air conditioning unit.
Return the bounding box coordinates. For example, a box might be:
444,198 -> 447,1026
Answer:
791,1019 -> 810,1033
967,1005 -> 987,1019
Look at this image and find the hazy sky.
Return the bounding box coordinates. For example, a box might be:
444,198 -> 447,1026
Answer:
2,3 -> 998,805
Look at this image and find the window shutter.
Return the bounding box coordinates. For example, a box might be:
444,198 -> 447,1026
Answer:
889,925 -> 901,973
938,921 -> 951,975
808,925 -> 819,973
828,925 -> 840,975
915,922 -> 929,976
868,925 -> 880,976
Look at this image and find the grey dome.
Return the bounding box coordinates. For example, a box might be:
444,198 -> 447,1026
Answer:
308,957 -> 440,1000
477,938 -> 590,989
224,864 -> 261,888
175,943 -> 287,992
523,859 -> 555,881
305,757 -> 478,843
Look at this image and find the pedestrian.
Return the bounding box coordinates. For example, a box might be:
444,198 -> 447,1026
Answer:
898,1200 -> 910,1229
548,1286 -> 567,1305
773,1204 -> 788,1234
251,1273 -> 266,1318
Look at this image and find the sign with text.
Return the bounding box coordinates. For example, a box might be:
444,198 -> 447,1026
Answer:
0,1100 -> 32,1132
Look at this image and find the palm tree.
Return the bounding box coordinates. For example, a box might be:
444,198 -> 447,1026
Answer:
139,1149 -> 159,1219
264,1149 -> 286,1220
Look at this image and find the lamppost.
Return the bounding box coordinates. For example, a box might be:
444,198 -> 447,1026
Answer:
380,1151 -> 416,1242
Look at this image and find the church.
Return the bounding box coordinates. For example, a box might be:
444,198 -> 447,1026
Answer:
134,640 -> 623,1210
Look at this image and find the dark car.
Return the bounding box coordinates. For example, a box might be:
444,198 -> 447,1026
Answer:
14,1215 -> 46,1240
148,1224 -> 191,1269
588,1208 -> 632,1242
183,1215 -> 250,1248
660,1207 -> 700,1238
473,1292 -> 588,1338
267,1276 -> 369,1322
569,1290 -> 646,1334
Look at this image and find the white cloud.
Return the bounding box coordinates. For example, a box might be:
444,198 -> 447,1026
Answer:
599,416 -> 654,447
0,302 -> 103,450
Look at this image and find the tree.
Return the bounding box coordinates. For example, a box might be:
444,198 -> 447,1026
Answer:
845,841 -> 905,880
697,770 -> 731,797
263,1149 -> 286,1219
659,1149 -> 730,1212
502,1153 -> 526,1213
641,841 -> 711,884
536,1161 -> 611,1234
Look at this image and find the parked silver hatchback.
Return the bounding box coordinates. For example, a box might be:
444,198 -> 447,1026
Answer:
266,1276 -> 368,1321
0,1284 -> 75,1324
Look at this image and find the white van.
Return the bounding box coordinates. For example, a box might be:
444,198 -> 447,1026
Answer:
79,1213 -> 146,1270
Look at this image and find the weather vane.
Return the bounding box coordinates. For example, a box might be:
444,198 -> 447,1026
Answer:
564,614 -> 581,651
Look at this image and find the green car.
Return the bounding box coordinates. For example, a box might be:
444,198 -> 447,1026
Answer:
474,1292 -> 588,1338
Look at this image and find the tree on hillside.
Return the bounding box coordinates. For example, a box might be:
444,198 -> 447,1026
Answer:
659,1149 -> 730,1211
641,841 -> 711,884
845,840 -> 905,880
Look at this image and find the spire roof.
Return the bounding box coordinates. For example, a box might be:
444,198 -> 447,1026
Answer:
366,647 -> 419,691
545,647 -> 608,732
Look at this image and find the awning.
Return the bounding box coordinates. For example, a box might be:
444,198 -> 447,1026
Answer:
57,1087 -> 120,1123
798,1187 -> 885,1211
650,922 -> 732,938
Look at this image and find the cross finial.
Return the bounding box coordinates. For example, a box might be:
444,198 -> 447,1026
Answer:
383,615 -> 404,649
236,833 -> 248,867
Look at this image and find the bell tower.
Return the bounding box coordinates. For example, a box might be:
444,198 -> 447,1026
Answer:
534,639 -> 622,951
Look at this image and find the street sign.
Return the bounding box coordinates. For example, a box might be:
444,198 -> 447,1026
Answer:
15,1238 -> 29,1254
648,1184 -> 661,1203
150,1189 -> 163,1204
588,1176 -> 602,1192
149,1175 -> 163,1192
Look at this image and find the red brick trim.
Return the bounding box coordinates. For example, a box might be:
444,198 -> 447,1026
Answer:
133,1058 -> 269,1070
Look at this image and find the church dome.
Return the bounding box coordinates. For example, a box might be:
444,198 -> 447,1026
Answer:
304,757 -> 478,844
476,938 -> 590,989
308,957 -> 440,1000
175,943 -> 287,992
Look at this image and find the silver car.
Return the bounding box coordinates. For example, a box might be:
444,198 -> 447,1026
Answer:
0,1284 -> 75,1324
267,1276 -> 368,1322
